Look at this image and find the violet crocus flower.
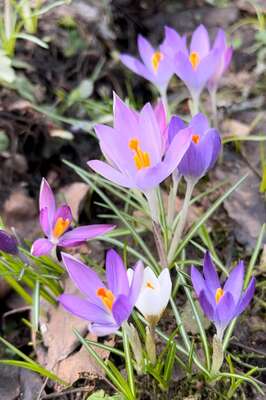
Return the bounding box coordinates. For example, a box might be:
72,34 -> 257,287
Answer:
88,93 -> 192,194
168,113 -> 221,183
120,34 -> 176,95
0,230 -> 18,255
31,179 -> 115,257
59,250 -> 144,336
191,252 -> 256,339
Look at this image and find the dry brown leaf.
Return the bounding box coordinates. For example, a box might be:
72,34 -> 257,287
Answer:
221,119 -> 251,138
59,182 -> 90,221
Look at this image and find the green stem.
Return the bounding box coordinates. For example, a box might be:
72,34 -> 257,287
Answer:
4,0 -> 12,40
210,89 -> 218,129
191,93 -> 200,116
160,87 -> 169,121
122,323 -> 136,398
152,220 -> 168,269
167,174 -> 181,229
167,179 -> 195,264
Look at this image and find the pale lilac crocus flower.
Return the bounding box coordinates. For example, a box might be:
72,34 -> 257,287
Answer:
88,93 -> 192,221
59,250 -> 144,336
191,252 -> 256,340
31,178 -> 115,256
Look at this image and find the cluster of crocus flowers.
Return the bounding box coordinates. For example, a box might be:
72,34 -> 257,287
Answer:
31,178 -> 115,257
59,250 -> 144,336
191,252 -> 256,340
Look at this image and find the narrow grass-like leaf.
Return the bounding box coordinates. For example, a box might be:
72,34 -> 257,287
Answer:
32,280 -> 40,332
219,372 -> 263,395
122,324 -> 136,397
244,223 -> 266,288
85,339 -> 125,358
163,339 -> 176,384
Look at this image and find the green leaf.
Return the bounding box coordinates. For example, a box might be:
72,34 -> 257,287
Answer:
16,33 -> 48,48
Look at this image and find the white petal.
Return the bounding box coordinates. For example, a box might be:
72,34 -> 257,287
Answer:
158,269 -> 172,310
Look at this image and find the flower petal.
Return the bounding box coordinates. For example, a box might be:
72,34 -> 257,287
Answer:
54,205 -> 73,226
190,25 -> 210,59
168,115 -> 186,144
88,160 -> 134,188
161,26 -> 188,58
106,249 -> 129,296
39,207 -> 50,237
120,54 -> 153,82
59,224 -> 115,247
214,292 -> 235,330
31,238 -> 53,256
174,51 -> 198,96
89,322 -> 119,337
189,113 -> 209,136
112,294 -> 132,326
234,277 -> 256,317
198,290 -> 214,320
61,252 -> 105,307
137,34 -> 155,69
223,261 -> 244,304
203,251 -> 220,294
39,178 -> 56,226
158,268 -> 172,310
128,260 -> 144,307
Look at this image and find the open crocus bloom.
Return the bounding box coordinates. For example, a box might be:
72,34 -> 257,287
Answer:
58,250 -> 144,336
171,25 -> 222,104
168,113 -> 221,182
120,34 -> 175,94
31,178 -> 115,256
191,252 -> 256,339
128,266 -> 172,325
88,93 -> 192,192
207,29 -> 233,94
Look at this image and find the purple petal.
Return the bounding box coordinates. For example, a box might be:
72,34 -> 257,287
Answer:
196,48 -> 220,89
234,277 -> 256,317
128,260 -> 144,307
137,34 -> 155,68
154,100 -> 168,153
54,205 -> 73,226
214,292 -> 235,329
207,129 -> 222,168
61,252 -> 105,307
106,249 -> 129,297
120,54 -> 153,82
203,252 -> 220,294
223,261 -> 244,304
58,294 -> 113,324
161,26 -> 188,58
39,178 -> 56,226
198,290 -> 214,320
31,238 -> 53,256
0,230 -> 18,255
39,207 -> 50,237
174,51 -> 198,96
191,265 -> 206,298
88,160 -> 134,188
168,115 -> 186,144
190,25 -> 210,59
213,29 -> 227,50
113,93 -> 139,135
89,322 -> 119,337
189,113 -> 209,136
59,224 -> 115,247
112,294 -> 132,326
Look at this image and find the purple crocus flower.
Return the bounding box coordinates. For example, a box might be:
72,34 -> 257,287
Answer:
88,93 -> 192,193
191,252 -> 256,339
120,34 -> 177,95
0,230 -> 18,255
31,178 -> 115,257
168,113 -> 221,182
207,29 -> 233,95
58,250 -> 144,336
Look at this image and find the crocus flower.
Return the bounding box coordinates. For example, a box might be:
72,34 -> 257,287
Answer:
0,230 -> 18,255
168,113 -> 221,182
31,178 -> 115,256
58,250 -> 144,336
129,266 -> 172,325
88,93 -> 192,193
120,34 -> 175,95
207,29 -> 233,95
191,252 -> 256,339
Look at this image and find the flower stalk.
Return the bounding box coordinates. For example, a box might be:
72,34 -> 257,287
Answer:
211,334 -> 224,376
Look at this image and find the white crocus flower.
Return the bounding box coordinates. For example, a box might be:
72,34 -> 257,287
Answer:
128,267 -> 172,325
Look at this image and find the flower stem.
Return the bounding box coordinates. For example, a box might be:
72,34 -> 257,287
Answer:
160,87 -> 169,121
152,221 -> 168,269
211,334 -> 224,376
191,93 -> 200,116
145,325 -> 156,365
167,174 -> 181,229
210,89 -> 218,129
167,179 -> 195,264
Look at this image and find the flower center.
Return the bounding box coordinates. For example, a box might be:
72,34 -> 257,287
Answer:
189,51 -> 200,70
192,134 -> 200,144
129,138 -> 151,170
151,51 -> 164,73
215,288 -> 224,304
97,287 -> 115,311
146,281 -> 155,289
52,217 -> 70,238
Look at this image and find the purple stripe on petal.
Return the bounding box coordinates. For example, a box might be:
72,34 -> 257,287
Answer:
223,261 -> 244,304
39,178 -> 56,226
106,249 -> 129,297
128,260 -> 144,307
88,160 -> 134,188
198,290 -> 214,320
61,253 -> 105,307
59,224 -> 115,247
234,277 -> 256,317
112,294 -> 132,326
58,294 -> 113,324
203,252 -> 220,295
31,238 -> 53,256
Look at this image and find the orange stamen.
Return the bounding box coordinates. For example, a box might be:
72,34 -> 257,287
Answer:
129,138 -> 151,170
97,287 -> 115,311
151,51 -> 164,73
215,288 -> 224,304
52,217 -> 70,238
192,134 -> 200,144
189,51 -> 200,70
146,281 -> 154,289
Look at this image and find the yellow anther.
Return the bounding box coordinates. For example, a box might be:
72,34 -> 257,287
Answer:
146,281 -> 155,289
129,138 -> 151,170
189,51 -> 200,70
151,51 -> 164,73
192,134 -> 200,144
215,288 -> 224,304
52,217 -> 70,238
97,287 -> 115,311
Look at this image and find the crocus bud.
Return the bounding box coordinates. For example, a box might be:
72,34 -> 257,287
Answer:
0,230 -> 18,255
124,322 -> 143,374
145,326 -> 156,365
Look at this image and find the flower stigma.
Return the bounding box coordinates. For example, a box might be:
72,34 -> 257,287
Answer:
151,51 -> 164,73
97,287 -> 115,310
53,217 -> 70,238
129,138 -> 151,170
192,134 -> 200,144
189,51 -> 200,70
146,281 -> 155,289
215,287 -> 224,304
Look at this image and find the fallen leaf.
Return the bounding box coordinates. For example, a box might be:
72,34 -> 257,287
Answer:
181,300 -> 210,335
221,119 -> 251,138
